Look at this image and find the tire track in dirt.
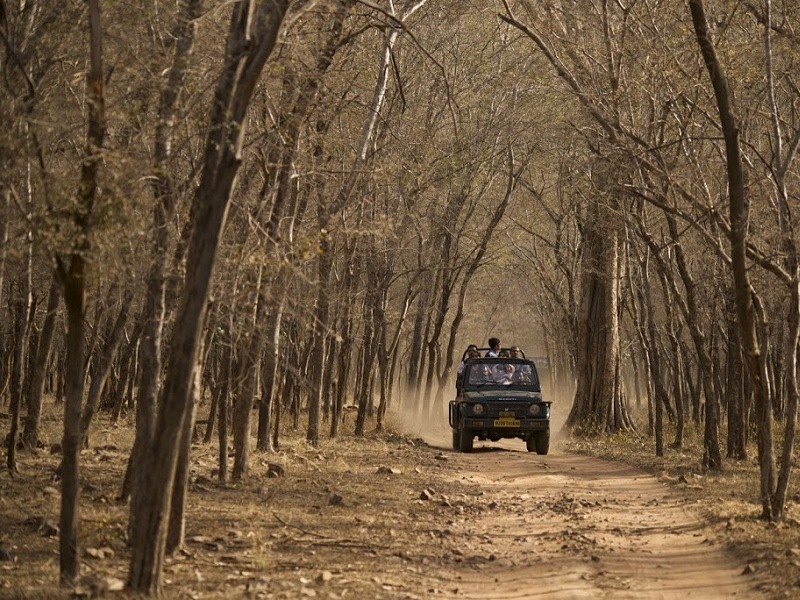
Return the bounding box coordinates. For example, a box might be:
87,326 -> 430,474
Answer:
423,435 -> 766,599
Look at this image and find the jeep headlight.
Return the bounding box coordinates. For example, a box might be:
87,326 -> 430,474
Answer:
528,404 -> 541,415
472,403 -> 485,415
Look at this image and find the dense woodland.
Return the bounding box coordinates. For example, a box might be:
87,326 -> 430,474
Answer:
2,0 -> 800,594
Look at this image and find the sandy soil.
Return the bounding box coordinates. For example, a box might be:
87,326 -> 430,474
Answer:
422,430 -> 765,599
0,415 -> 779,599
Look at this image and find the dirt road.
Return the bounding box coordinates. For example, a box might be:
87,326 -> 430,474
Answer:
420,433 -> 765,599
2,419 -> 775,599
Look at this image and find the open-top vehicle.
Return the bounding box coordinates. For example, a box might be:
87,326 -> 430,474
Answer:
448,353 -> 550,454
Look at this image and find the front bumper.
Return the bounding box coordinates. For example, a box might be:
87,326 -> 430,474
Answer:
461,418 -> 549,433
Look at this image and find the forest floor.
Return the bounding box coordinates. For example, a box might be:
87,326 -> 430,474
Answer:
2,407 -> 800,599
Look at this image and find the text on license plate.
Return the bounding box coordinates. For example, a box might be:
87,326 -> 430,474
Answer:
494,418 -> 520,427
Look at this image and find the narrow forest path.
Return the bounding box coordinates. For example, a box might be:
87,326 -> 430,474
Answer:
420,432 -> 766,599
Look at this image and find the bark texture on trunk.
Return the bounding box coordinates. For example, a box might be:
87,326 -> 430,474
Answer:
127,3 -> 289,592
567,202 -> 632,434
58,0 -> 106,583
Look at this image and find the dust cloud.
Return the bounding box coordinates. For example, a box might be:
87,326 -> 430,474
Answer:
548,378 -> 572,449
390,383 -> 453,449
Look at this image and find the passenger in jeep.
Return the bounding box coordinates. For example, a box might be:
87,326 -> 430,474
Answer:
457,345 -> 480,375
513,365 -> 533,383
470,364 -> 495,384
496,363 -> 516,385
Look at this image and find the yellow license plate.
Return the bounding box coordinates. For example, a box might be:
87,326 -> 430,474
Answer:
494,418 -> 520,427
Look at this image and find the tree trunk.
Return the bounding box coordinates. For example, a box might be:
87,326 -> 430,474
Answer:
689,0 -> 769,503
355,293 -> 378,437
406,281 -> 428,399
331,263 -> 356,439
22,274 -> 61,450
643,266 -> 664,456
127,3 -> 290,592
57,0 -> 105,582
567,201 -> 631,433
59,259 -> 87,585
217,331 -> 233,483
111,327 -> 140,424
79,289 -> 133,447
272,358 -> 284,451
166,376 -> 199,554
307,236 -> 331,445
257,295 -> 284,451
726,297 -> 747,459
671,340 -> 685,449
375,311 -> 390,431
233,288 -> 268,480
0,191 -> 7,322
6,285 -> 29,474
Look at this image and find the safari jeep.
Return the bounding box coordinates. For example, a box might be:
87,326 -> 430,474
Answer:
449,357 -> 550,454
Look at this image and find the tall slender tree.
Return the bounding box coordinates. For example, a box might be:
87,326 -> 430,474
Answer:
128,2 -> 290,592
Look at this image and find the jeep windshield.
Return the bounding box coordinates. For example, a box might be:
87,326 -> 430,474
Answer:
463,359 -> 540,391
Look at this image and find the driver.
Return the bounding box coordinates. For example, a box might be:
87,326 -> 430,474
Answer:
469,364 -> 494,385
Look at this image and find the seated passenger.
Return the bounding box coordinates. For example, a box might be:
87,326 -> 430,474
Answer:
513,366 -> 532,384
457,346 -> 481,393
506,346 -> 531,383
472,364 -> 494,384
495,363 -> 516,385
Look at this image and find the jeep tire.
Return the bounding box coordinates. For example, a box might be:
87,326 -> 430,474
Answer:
451,428 -> 460,451
526,430 -> 549,455
458,428 -> 473,452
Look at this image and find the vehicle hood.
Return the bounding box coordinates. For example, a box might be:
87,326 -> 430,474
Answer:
462,390 -> 545,403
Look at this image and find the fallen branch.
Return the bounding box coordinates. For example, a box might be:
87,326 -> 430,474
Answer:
273,512 -> 331,538
272,513 -> 372,549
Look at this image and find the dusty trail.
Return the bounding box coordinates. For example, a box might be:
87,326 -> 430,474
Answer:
420,432 -> 764,599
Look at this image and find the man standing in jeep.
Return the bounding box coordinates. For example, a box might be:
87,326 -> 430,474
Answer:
485,337 -> 501,357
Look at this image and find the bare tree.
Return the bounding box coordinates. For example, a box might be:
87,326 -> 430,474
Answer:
308,0 -> 430,444
55,0 -> 106,583
22,273 -> 60,449
125,0 -> 204,537
688,0 -> 775,517
128,2 -> 290,592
